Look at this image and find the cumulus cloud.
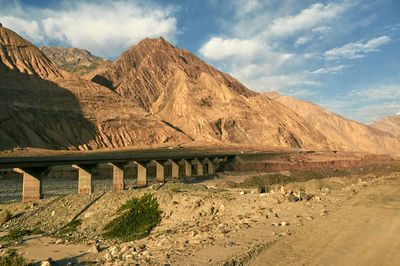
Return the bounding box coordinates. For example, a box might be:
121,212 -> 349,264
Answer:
0,0 -> 178,58
0,15 -> 43,42
267,3 -> 345,37
199,37 -> 262,61
325,36 -> 390,60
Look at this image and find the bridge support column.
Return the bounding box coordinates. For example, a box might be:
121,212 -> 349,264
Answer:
205,157 -> 215,174
136,161 -> 147,187
73,164 -> 94,194
154,160 -> 165,183
109,163 -> 125,190
14,167 -> 46,202
170,160 -> 179,179
192,159 -> 203,176
182,159 -> 192,177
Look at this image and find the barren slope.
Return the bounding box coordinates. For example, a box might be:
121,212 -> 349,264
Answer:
92,38 -> 329,149
39,46 -> 112,79
370,113 -> 400,138
0,26 -> 189,151
266,91 -> 400,157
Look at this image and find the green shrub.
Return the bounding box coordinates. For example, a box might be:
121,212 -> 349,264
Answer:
58,219 -> 82,235
0,228 -> 42,242
168,185 -> 180,193
103,193 -> 162,241
0,210 -> 12,225
0,249 -> 31,266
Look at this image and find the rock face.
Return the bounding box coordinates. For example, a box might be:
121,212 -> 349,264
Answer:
91,37 -> 329,149
0,27 -> 189,150
266,92 -> 400,157
39,46 -> 112,79
370,114 -> 400,139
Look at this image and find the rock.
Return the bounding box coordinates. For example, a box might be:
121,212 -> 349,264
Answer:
314,196 -> 322,202
88,245 -> 99,254
104,252 -> 113,262
40,261 -> 51,266
218,204 -> 225,212
300,191 -> 312,201
305,216 -> 313,221
288,193 -> 299,202
280,221 -> 289,226
258,185 -> 266,193
109,246 -> 119,256
51,211 -> 55,216
120,245 -> 130,254
55,239 -> 65,244
239,191 -> 245,195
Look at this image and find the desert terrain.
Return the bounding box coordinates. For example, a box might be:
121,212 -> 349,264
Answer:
0,152 -> 399,265
1,21 -> 400,266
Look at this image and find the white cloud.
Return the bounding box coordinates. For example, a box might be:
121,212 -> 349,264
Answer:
267,3 -> 345,37
319,84 -> 400,123
325,36 -> 390,60
0,15 -> 43,42
311,64 -> 347,75
295,36 -> 311,46
312,25 -> 331,33
0,0 -> 178,58
199,37 -> 262,61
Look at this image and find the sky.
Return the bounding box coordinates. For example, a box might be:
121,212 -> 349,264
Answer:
0,0 -> 399,123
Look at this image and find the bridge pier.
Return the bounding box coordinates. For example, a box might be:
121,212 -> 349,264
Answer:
154,160 -> 165,183
192,159 -> 203,176
14,167 -> 47,201
170,160 -> 179,179
204,157 -> 215,174
135,161 -> 147,187
109,163 -> 125,190
181,159 -> 192,177
72,164 -> 95,194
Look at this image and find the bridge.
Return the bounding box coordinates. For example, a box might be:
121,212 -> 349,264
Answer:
0,150 -> 237,201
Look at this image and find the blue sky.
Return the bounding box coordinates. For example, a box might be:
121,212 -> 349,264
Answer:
1,0 -> 399,123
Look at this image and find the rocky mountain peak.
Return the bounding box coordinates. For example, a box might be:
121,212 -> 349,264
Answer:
92,37 -> 257,110
0,26 -> 63,79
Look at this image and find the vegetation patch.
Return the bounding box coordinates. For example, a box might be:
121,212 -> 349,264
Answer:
58,219 -> 82,236
168,185 -> 180,193
103,193 -> 162,241
0,249 -> 31,266
0,209 -> 12,225
0,228 -> 42,242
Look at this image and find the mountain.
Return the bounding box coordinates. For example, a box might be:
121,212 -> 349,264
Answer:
39,46 -> 112,79
265,92 -> 400,157
370,113 -> 400,138
0,26 -> 189,150
91,37 -> 329,149
2,24 -> 400,156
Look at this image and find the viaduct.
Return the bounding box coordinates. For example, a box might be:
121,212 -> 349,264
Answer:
0,151 -> 237,202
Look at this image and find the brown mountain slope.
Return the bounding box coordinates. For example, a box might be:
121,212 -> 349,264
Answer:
0,26 -> 189,150
91,37 -> 330,149
370,113 -> 400,138
39,46 -> 112,79
266,92 -> 400,157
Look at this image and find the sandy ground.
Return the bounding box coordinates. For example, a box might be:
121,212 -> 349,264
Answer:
249,176 -> 400,266
0,171 -> 399,265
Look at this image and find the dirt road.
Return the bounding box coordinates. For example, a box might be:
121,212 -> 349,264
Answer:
249,177 -> 400,266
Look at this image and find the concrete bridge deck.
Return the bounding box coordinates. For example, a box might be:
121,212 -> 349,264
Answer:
0,150 -> 237,201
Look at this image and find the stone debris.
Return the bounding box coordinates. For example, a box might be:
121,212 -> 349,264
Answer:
288,193 -> 300,202
88,245 -> 99,253
55,239 -> 65,244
